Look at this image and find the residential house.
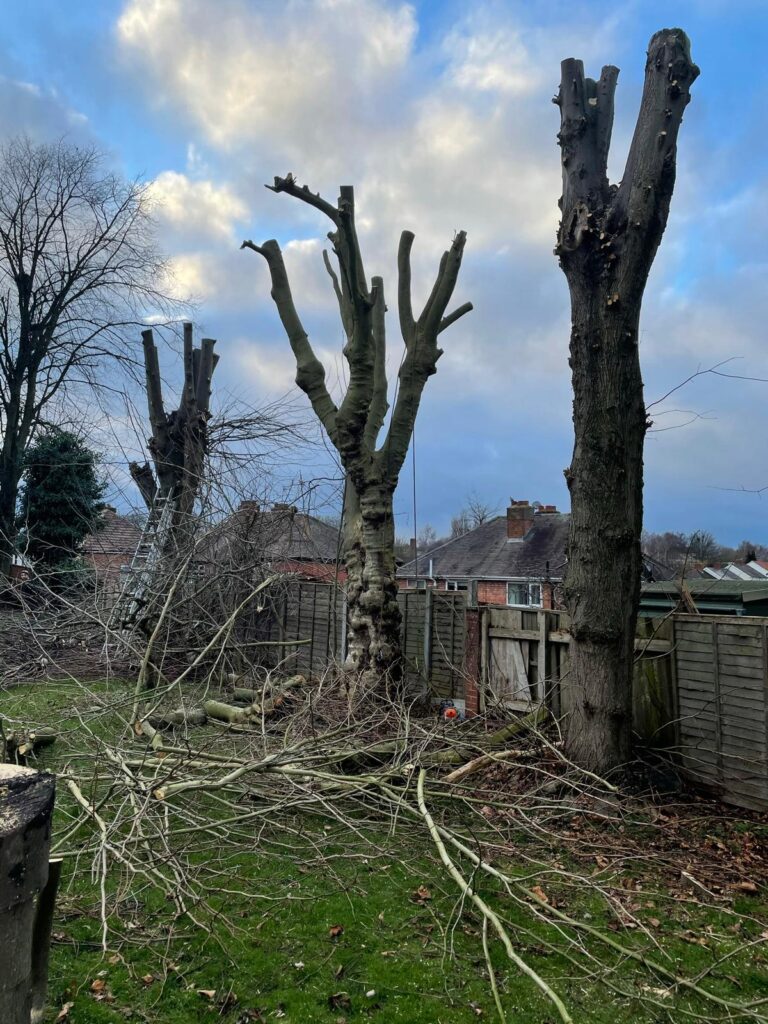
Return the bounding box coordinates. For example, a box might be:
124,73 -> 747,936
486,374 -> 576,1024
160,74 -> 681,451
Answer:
82,506 -> 142,580
201,501 -> 345,582
397,500 -> 568,608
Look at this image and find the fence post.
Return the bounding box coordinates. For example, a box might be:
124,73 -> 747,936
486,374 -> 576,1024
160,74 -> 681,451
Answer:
0,766 -> 56,1024
537,610 -> 549,705
464,606 -> 481,716
423,587 -> 433,683
339,589 -> 348,664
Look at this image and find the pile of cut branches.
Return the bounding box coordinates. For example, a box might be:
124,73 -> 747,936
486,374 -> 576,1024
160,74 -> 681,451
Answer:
10,666 -> 767,1024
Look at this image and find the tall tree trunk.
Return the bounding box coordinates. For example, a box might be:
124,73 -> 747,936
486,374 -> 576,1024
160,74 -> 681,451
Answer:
555,30 -> 698,773
0,466 -> 19,581
0,396 -> 23,581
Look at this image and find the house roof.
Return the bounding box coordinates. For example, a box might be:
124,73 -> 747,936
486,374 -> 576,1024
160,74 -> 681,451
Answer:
397,512 -> 569,581
201,504 -> 342,566
698,561 -> 768,581
643,579 -> 768,596
640,578 -> 768,615
82,507 -> 142,557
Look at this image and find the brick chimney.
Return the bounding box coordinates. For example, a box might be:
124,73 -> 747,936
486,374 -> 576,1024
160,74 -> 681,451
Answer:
535,504 -> 558,515
507,499 -> 534,540
239,500 -> 260,513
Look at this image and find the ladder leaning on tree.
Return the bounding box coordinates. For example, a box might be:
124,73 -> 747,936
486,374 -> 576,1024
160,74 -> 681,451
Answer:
109,491 -> 176,638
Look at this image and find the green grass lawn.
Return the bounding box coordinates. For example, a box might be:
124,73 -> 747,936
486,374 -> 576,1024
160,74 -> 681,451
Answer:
3,679 -> 768,1023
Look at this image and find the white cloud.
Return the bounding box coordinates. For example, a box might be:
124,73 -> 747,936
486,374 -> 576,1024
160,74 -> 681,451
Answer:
117,0 -> 417,157
149,171 -> 248,241
443,24 -> 538,95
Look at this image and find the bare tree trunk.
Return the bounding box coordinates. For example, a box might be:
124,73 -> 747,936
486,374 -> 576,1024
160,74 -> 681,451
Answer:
0,765 -> 56,1024
244,178 -> 471,690
555,30 -> 698,772
343,479 -> 401,682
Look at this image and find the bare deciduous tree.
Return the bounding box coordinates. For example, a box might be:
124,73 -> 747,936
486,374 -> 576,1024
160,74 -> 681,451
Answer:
555,30 -> 698,772
243,176 -> 471,686
0,137 -> 172,579
451,494 -> 494,537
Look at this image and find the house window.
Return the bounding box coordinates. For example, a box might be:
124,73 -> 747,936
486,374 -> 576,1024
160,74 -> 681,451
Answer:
507,582 -> 542,608
409,579 -> 427,590
446,580 -> 468,592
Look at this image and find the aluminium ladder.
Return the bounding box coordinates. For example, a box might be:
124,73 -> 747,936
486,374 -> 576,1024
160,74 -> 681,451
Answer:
109,492 -> 176,641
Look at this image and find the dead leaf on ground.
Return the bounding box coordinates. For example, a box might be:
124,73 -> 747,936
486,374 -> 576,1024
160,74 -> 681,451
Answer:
735,880 -> 758,894
56,1004 -> 74,1022
329,991 -> 352,1012
197,989 -> 216,1000
530,885 -> 549,905
411,885 -> 431,904
329,924 -> 344,938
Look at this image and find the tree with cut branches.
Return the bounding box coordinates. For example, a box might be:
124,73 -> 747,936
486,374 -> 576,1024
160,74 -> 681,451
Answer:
243,176 -> 471,686
0,137 -> 172,580
130,323 -> 218,545
555,30 -> 698,772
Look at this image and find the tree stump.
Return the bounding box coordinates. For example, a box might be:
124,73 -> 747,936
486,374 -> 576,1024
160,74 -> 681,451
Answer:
0,765 -> 56,1024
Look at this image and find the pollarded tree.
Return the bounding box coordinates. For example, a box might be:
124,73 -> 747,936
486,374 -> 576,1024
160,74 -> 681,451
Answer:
17,427 -> 105,566
243,177 -> 471,686
129,323 -> 218,547
555,30 -> 698,772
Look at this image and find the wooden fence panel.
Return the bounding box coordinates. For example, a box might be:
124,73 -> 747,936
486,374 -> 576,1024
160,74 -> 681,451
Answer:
429,592 -> 466,700
252,582 -> 466,699
673,615 -> 768,811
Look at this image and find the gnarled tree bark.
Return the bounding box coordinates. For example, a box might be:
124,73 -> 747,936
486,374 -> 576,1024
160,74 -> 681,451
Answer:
243,177 -> 471,688
555,30 -> 698,772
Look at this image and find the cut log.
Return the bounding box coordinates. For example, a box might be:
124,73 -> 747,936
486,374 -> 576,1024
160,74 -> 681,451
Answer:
204,700 -> 249,725
0,765 -> 56,1024
206,676 -> 309,725
5,729 -> 57,761
146,708 -> 207,729
233,686 -> 263,704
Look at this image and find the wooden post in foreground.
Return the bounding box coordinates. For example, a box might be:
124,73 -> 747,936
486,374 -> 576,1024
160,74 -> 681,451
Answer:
0,765 -> 56,1024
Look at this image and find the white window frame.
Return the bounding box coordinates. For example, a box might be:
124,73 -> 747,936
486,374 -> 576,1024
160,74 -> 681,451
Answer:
506,581 -> 542,608
446,579 -> 468,592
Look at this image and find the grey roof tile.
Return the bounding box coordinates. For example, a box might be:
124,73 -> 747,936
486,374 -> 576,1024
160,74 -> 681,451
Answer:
397,513 -> 569,581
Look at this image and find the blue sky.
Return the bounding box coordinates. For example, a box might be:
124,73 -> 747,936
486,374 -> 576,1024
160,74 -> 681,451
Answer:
2,0 -> 768,542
